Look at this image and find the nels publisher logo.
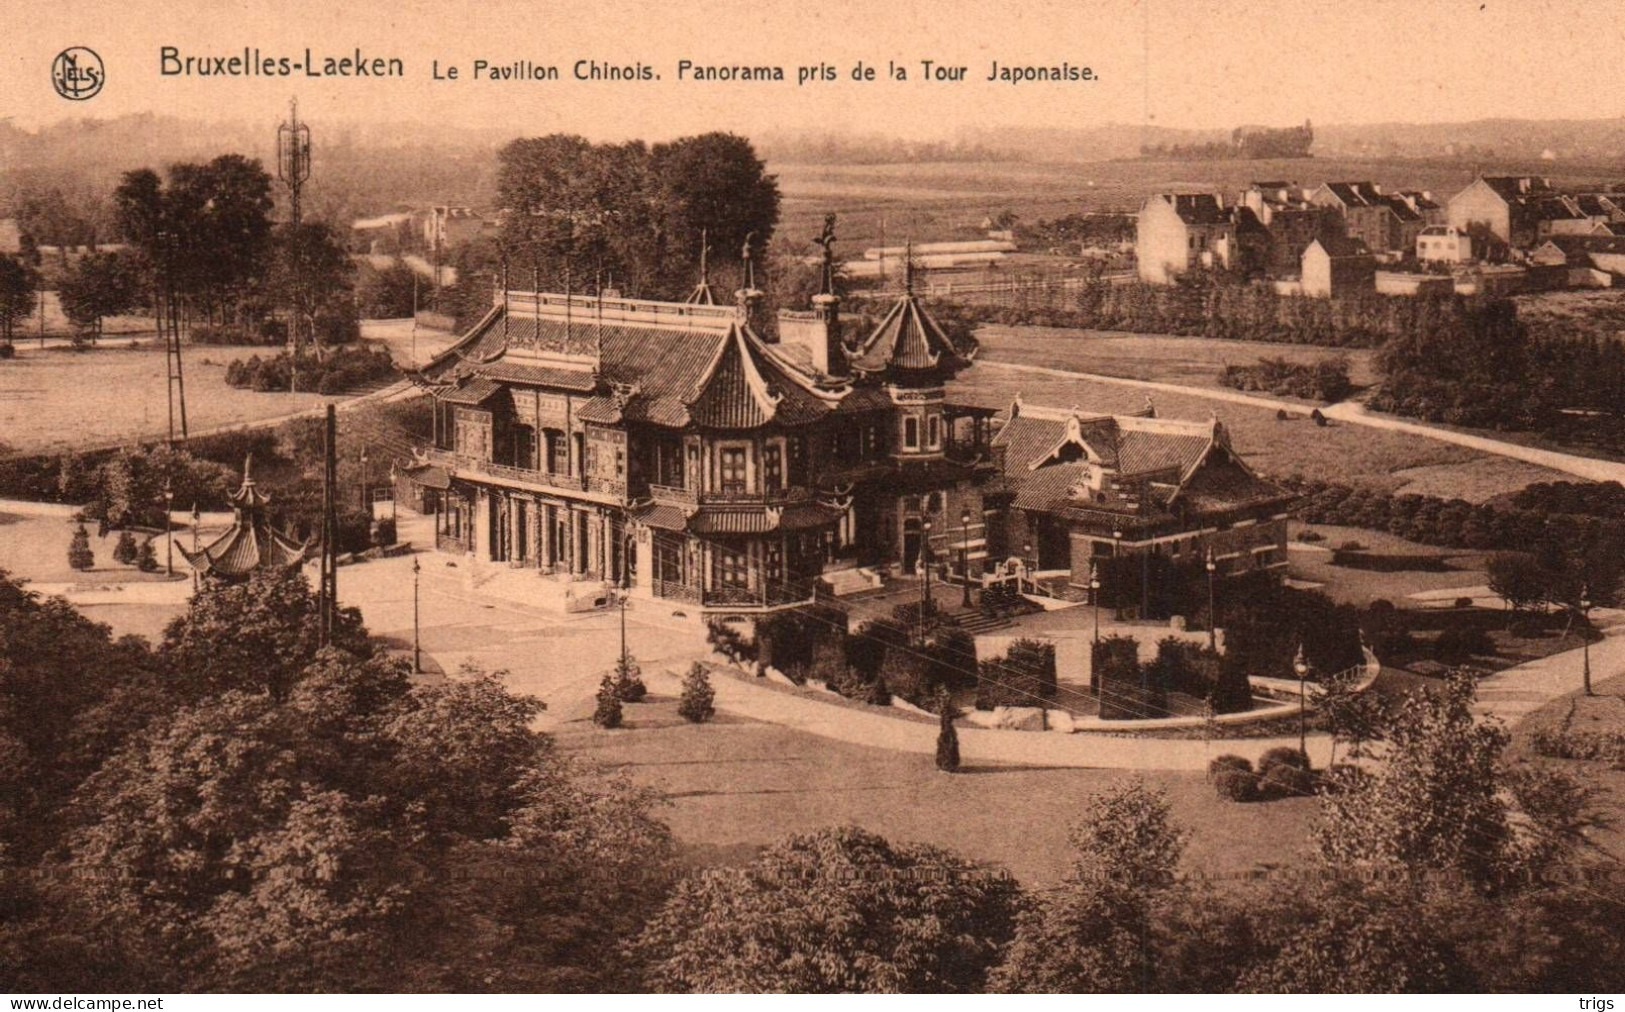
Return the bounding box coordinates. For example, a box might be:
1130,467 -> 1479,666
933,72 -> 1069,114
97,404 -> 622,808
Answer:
52,46 -> 104,100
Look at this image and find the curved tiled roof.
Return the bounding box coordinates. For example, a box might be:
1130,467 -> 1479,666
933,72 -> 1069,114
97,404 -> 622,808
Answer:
848,291 -> 975,377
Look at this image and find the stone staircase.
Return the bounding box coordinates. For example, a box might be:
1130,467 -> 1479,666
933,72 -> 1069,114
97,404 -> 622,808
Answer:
823,565 -> 884,597
950,608 -> 1014,635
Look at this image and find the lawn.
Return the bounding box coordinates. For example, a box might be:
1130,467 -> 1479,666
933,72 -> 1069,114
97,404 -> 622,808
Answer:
974,324 -> 1383,393
0,342 -> 358,457
1286,522 -> 1488,607
1507,669 -> 1625,868
950,362 -> 1559,498
559,690 -> 1320,888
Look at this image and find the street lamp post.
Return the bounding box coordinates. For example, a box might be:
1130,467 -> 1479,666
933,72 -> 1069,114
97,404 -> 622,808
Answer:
920,517 -> 934,640
360,445 -> 370,516
1112,528 -> 1123,619
388,464 -> 398,527
1580,585 -> 1594,696
412,556 -> 422,674
959,508 -> 973,608
1206,547 -> 1218,652
163,479 -> 174,576
190,501 -> 200,593
1293,643 -> 1310,758
1089,560 -> 1101,645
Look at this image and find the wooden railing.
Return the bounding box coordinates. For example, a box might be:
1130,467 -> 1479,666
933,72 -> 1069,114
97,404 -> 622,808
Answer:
646,483 -> 810,507
427,449 -> 586,494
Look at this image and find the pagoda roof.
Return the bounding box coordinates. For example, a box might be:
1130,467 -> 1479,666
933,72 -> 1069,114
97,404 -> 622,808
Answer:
181,520 -> 308,578
848,289 -> 975,376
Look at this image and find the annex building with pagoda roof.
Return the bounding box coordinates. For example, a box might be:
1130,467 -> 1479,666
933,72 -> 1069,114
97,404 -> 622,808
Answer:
409,248 -> 1003,614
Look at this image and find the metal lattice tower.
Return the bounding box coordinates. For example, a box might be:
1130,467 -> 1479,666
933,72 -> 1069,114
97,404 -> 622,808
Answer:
276,98 -> 312,368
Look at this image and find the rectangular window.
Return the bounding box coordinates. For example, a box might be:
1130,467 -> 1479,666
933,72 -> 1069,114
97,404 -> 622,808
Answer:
714,545 -> 749,588
904,416 -> 920,449
928,415 -> 940,448
763,445 -> 783,491
720,447 -> 747,493
787,436 -> 806,484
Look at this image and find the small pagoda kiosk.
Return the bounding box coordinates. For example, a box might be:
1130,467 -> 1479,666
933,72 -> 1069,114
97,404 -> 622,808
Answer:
181,456 -> 309,580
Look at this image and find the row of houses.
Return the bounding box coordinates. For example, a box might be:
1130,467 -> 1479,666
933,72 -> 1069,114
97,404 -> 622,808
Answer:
1137,175 -> 1625,297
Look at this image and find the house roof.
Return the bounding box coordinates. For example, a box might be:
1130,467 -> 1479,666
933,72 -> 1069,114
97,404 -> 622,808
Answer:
1322,181 -> 1384,208
1478,176 -> 1557,202
1307,235 -> 1372,259
991,400 -> 1286,519
1158,193 -> 1230,225
847,289 -> 975,376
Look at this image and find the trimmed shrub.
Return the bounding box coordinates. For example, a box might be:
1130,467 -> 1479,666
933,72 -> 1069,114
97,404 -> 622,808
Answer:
1453,596 -> 1475,610
1208,754 -> 1254,779
677,662 -> 716,724
135,540 -> 159,573
112,530 -> 139,566
1214,768 -> 1259,802
1259,762 -> 1318,800
67,523 -> 95,570
878,643 -> 932,708
592,673 -> 623,728
613,654 -> 647,702
1259,746 -> 1311,773
976,638 -> 1058,711
1434,626 -> 1494,664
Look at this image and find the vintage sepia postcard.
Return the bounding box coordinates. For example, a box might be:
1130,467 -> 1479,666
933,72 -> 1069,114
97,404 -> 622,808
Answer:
2,0 -> 1623,1000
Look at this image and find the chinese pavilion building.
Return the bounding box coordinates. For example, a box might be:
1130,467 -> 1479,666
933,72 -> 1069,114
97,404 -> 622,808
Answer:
410,252 -> 1002,614
181,456 -> 310,580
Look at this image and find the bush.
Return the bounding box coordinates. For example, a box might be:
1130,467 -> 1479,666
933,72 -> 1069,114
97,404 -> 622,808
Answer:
1453,596 -> 1475,610
613,655 -> 647,703
592,673 -> 623,729
1214,768 -> 1259,802
677,663 -> 715,724
112,530 -> 139,566
1258,746 -> 1311,773
67,523 -> 94,570
224,345 -> 395,394
135,540 -> 159,573
1434,626 -> 1495,664
0,342 -> 15,359
1208,754 -> 1253,779
976,638 -> 1057,711
1320,763 -> 1369,795
372,517 -> 397,547
1259,762 -> 1318,799
1295,529 -> 1324,543
706,620 -> 756,665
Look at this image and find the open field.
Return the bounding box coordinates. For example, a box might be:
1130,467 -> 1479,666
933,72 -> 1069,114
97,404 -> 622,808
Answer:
0,342 -> 383,457
560,690 -> 1318,888
950,362 -> 1567,498
1515,288 -> 1625,343
772,155 -> 1603,253
976,325 -> 1383,392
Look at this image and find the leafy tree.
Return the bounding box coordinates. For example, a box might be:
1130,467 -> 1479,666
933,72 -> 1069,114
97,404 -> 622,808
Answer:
935,686 -> 960,773
636,825 -> 1020,992
991,781 -> 1186,992
1310,661 -> 1387,763
57,250 -> 144,341
592,672 -> 623,729
354,258 -> 420,318
273,221 -> 356,354
135,540 -> 158,573
0,255 -> 39,344
677,662 -> 715,723
1315,670 -> 1590,890
160,567 -> 369,701
66,524 -> 94,571
1487,551 -> 1550,611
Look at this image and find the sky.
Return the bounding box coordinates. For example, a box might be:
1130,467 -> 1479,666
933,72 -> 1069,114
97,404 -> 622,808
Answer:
3,0 -> 1624,140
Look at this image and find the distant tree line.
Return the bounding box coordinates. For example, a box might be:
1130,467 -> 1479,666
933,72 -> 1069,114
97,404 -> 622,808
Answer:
1140,122 -> 1314,160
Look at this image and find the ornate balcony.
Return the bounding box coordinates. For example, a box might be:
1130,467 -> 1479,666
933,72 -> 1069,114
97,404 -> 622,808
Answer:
426,449 -> 586,495
646,483 -> 811,507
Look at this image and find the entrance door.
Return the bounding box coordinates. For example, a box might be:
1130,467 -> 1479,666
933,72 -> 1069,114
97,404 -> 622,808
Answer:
514,500 -> 530,564
901,517 -> 921,573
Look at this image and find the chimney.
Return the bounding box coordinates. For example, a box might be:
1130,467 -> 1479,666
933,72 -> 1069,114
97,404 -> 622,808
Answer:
810,292 -> 844,378
735,287 -> 772,341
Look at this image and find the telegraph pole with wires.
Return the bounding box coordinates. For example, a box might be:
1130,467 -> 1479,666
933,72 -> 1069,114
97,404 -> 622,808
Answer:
317,404 -> 339,645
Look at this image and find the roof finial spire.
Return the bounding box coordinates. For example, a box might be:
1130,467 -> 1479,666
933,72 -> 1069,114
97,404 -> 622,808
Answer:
742,230 -> 757,290
813,213 -> 837,296
903,239 -> 915,294
685,229 -> 717,305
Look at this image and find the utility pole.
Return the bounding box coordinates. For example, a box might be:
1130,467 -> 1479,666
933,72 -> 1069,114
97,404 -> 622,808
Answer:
159,230 -> 188,446
190,502 -> 200,593
317,404 -> 338,645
